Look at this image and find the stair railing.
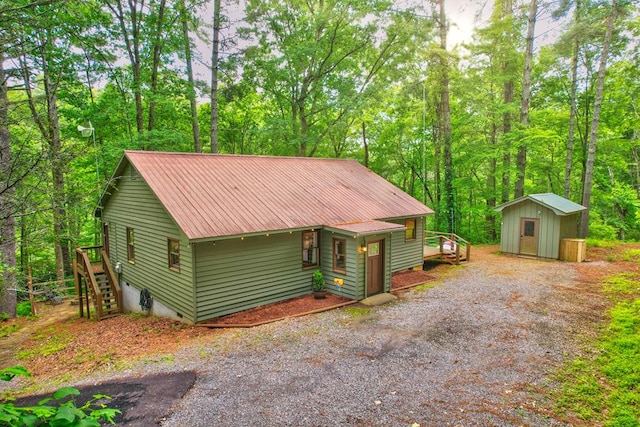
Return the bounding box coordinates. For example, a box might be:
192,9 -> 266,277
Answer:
424,231 -> 471,265
101,250 -> 123,313
76,247 -> 105,320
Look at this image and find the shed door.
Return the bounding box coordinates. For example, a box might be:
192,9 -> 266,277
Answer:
519,218 -> 539,256
366,240 -> 384,296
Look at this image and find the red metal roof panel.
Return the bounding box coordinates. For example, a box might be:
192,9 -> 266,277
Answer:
119,151 -> 433,240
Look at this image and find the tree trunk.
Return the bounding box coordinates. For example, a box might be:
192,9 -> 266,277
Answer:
486,122 -> 498,241
439,0 -> 454,234
147,0 -> 167,132
564,23 -> 579,199
362,121 -> 369,168
515,0 -> 537,199
109,0 -> 144,133
181,0 -> 201,153
210,0 -> 221,154
501,0 -> 514,204
0,56 -> 16,317
580,0 -> 617,238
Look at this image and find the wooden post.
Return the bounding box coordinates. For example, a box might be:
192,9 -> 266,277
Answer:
27,266 -> 37,316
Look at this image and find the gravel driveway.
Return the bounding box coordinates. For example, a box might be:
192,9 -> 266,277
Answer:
152,248 -> 593,426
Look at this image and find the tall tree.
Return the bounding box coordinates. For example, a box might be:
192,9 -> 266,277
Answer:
514,0 -> 537,198
580,0 -> 618,237
180,0 -> 201,152
210,0 -> 221,154
436,0 -> 454,233
0,55 -> 16,316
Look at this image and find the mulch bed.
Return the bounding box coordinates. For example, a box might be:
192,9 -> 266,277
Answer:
198,294 -> 354,327
391,269 -> 437,291
200,269 -> 439,327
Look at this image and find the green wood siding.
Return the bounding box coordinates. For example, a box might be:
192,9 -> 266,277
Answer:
320,231 -> 358,300
102,164 -> 195,321
500,200 -> 561,259
389,217 -> 424,272
194,231 -> 323,321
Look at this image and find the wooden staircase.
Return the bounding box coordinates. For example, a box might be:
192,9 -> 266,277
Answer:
74,246 -> 123,320
423,232 -> 470,265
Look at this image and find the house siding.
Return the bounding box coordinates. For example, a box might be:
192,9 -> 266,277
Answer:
101,164 -> 195,321
388,217 -> 424,272
194,231 -> 323,321
320,230 -> 359,300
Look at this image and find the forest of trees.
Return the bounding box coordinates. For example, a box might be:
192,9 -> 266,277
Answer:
0,0 -> 638,316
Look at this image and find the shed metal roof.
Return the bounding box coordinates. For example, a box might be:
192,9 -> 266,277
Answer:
100,151 -> 433,240
494,193 -> 586,216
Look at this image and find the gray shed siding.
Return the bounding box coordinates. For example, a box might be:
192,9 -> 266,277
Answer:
102,164 -> 196,321
389,217 -> 424,272
500,199 -> 573,259
194,231 -> 323,321
500,200 -> 560,258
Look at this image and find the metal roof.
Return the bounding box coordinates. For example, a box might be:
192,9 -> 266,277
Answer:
101,151 -> 433,240
494,193 -> 586,216
325,220 -> 406,237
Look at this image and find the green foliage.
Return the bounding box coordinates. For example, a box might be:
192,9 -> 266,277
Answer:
0,366 -> 120,426
312,270 -> 325,292
16,301 -> 32,317
554,274 -> 640,424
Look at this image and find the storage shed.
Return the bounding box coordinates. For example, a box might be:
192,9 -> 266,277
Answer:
494,193 -> 586,259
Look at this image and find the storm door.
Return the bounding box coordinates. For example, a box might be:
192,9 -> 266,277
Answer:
519,218 -> 539,256
366,240 -> 384,296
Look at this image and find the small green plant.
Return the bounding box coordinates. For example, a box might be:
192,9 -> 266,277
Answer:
342,306 -> 371,318
0,323 -> 20,338
16,301 -> 32,317
0,366 -> 120,426
312,270 -> 325,292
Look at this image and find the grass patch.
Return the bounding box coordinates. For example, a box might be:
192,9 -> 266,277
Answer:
342,306 -> 371,318
586,239 -> 617,249
553,274 -> 640,425
620,249 -> 640,263
415,282 -> 438,291
603,273 -> 640,297
16,327 -> 71,360
0,323 -> 20,338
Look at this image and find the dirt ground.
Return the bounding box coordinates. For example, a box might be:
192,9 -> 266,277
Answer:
1,243 -> 638,388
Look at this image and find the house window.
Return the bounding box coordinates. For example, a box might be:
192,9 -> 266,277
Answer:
126,227 -> 135,262
405,218 -> 416,241
302,230 -> 319,268
333,238 -> 346,273
168,239 -> 180,271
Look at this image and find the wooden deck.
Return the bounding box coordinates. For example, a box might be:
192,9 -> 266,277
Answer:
423,232 -> 470,265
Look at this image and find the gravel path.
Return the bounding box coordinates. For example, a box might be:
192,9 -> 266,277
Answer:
147,249 -> 590,426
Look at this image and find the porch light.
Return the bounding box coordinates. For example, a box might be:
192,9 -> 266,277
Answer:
361,245 -> 368,253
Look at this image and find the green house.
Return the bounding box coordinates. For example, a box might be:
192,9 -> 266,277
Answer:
494,193 -> 586,259
95,151 -> 433,323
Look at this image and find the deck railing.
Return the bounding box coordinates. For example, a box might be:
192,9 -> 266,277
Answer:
424,231 -> 471,265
